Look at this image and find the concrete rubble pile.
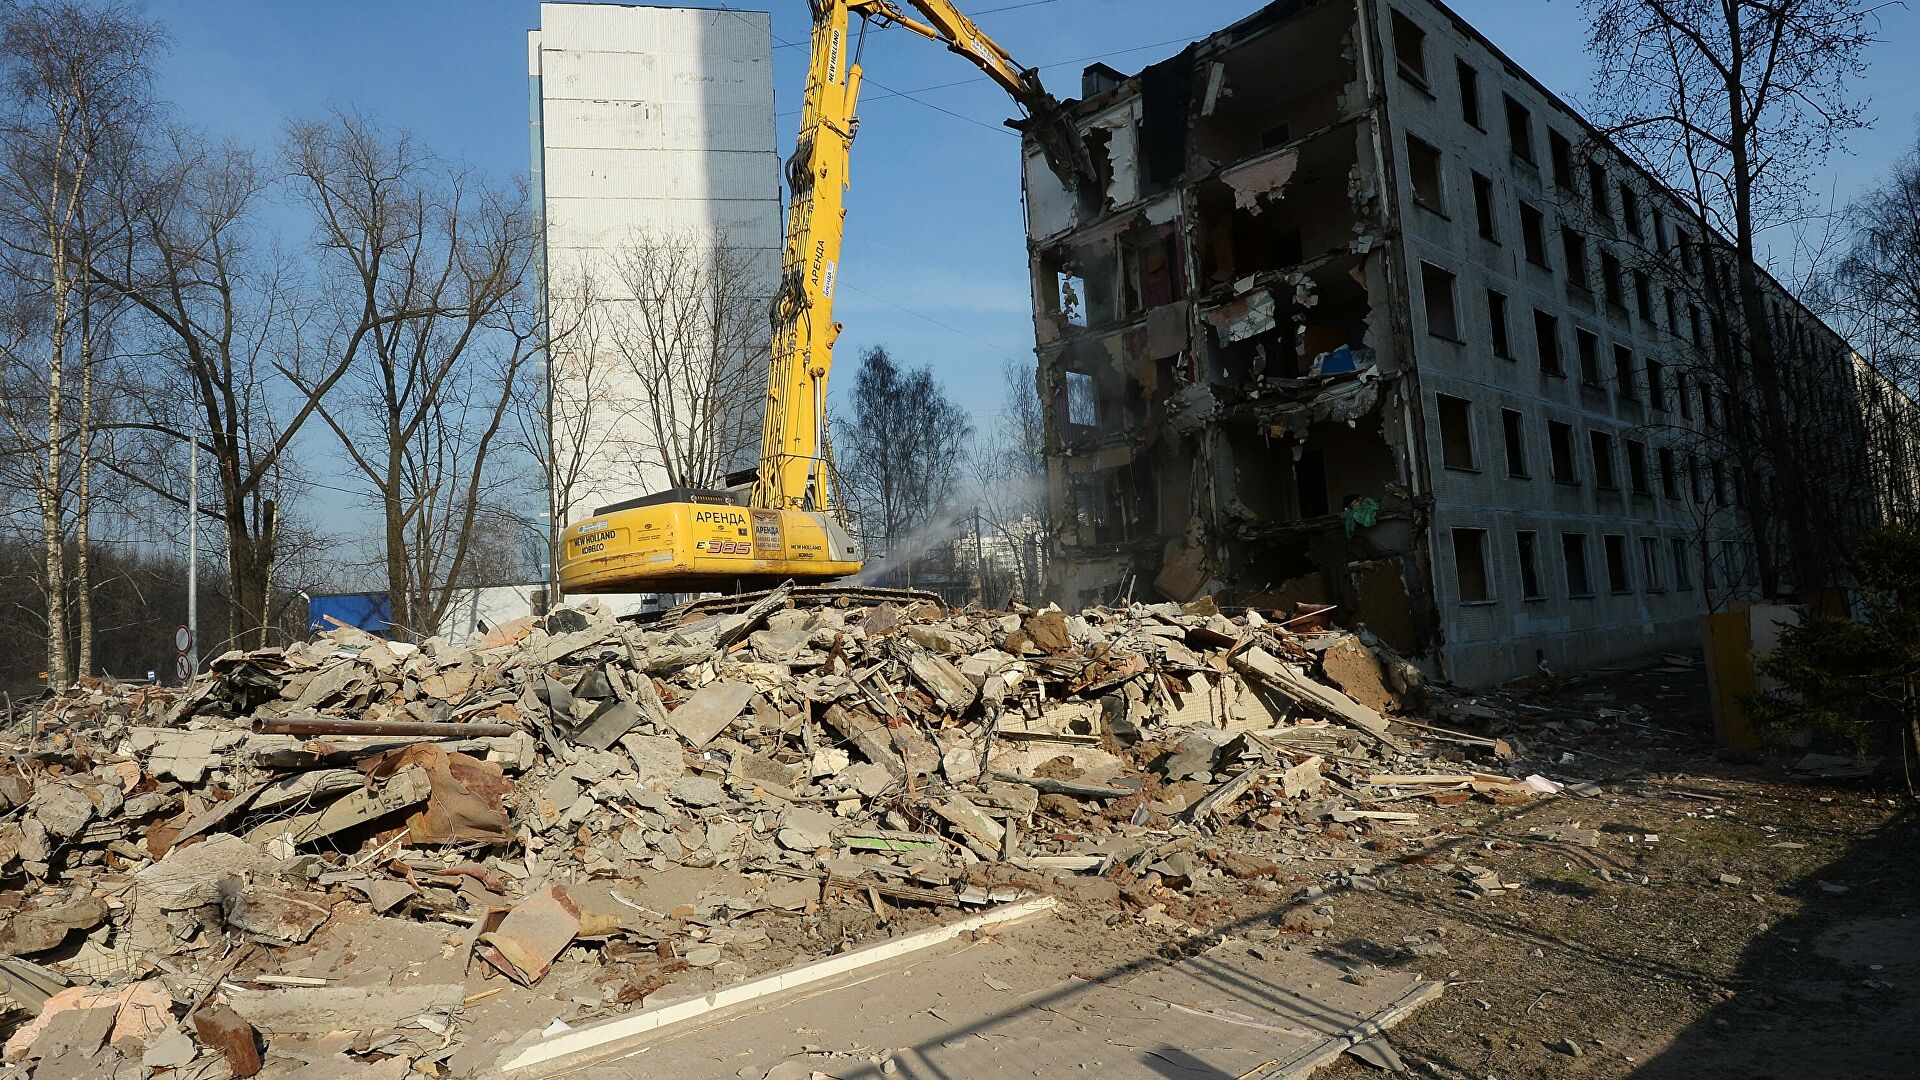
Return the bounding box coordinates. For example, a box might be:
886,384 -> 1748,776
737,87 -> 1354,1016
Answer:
0,590 -> 1553,1077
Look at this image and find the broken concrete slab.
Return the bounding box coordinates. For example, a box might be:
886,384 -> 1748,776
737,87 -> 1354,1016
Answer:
664,681 -> 754,748
226,984 -> 466,1035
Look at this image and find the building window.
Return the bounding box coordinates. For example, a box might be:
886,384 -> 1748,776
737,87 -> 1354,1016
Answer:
1677,372 -> 1692,419
1576,328 -> 1602,387
1488,289 -> 1512,358
1549,420 -> 1577,483
1590,429 -> 1617,489
1562,227 -> 1589,290
1392,10 -> 1428,83
1653,208 -> 1668,252
1457,59 -> 1481,127
1501,408 -> 1527,477
1620,185 -> 1641,236
1587,162 -> 1610,217
1520,202 -> 1549,266
1472,171 -> 1497,240
1422,262 -> 1459,340
1647,359 -> 1666,410
1634,269 -> 1653,320
1604,533 -> 1631,592
1601,249 -> 1625,308
1711,459 -> 1727,504
1659,445 -> 1679,498
1614,345 -> 1637,399
1505,95 -> 1535,163
1679,233 -> 1696,275
1640,535 -> 1663,591
1627,439 -> 1650,494
1549,129 -> 1573,189
1534,310 -> 1562,375
1437,393 -> 1475,469
1563,532 -> 1592,596
1065,371 -> 1098,427
1688,303 -> 1702,347
1688,452 -> 1704,502
1407,134 -> 1445,211
1671,537 -> 1693,590
1517,531 -> 1544,598
1453,528 -> 1492,602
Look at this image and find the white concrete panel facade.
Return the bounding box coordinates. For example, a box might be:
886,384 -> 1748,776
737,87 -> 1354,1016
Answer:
532,3 -> 780,528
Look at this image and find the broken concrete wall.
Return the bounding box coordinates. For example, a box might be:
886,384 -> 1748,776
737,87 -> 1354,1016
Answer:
1023,0 -> 1435,657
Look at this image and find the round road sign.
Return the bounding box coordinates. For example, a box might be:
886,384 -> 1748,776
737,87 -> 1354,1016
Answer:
174,624 -> 192,652
175,654 -> 192,681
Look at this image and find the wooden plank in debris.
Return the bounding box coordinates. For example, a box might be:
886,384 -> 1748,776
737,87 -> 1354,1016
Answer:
1365,773 -> 1478,786
1232,647 -> 1407,751
495,896 -> 1058,1077
242,766 -> 432,847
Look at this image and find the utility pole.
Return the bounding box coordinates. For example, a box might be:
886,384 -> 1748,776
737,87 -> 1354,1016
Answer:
972,507 -> 986,606
186,435 -> 198,677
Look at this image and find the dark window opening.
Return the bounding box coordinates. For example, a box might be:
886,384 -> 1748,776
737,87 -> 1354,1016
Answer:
1647,359 -> 1666,410
1601,249 -> 1625,308
1457,59 -> 1481,127
1563,532 -> 1592,595
1437,393 -> 1475,469
1535,310 -> 1562,375
1614,345 -> 1636,399
1658,446 -> 1678,498
1634,269 -> 1653,320
1505,95 -> 1535,163
1520,202 -> 1549,266
1627,439 -> 1649,494
1549,420 -> 1577,483
1576,328 -> 1601,387
1408,135 -> 1444,211
1488,289 -> 1512,358
1472,171 -> 1497,240
1548,129 -> 1573,188
1590,429 -> 1617,489
1587,162 -> 1610,217
1640,535 -> 1662,591
1501,408 -> 1527,477
1671,537 -> 1693,589
1517,531 -> 1544,598
1620,186 -> 1640,235
1604,533 -> 1630,593
1562,227 -> 1589,290
1453,528 -> 1491,602
1392,10 -> 1428,83
1422,262 -> 1459,340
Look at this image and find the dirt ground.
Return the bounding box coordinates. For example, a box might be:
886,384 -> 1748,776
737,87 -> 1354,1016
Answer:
1174,661 -> 1920,1080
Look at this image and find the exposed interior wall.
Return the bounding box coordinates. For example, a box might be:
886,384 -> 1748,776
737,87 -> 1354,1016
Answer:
1023,0 -> 1436,654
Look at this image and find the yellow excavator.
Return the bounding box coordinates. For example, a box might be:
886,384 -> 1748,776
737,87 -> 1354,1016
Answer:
558,0 -> 1090,596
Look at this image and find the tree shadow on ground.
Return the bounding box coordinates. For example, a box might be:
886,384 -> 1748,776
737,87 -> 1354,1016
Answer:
1625,802 -> 1920,1079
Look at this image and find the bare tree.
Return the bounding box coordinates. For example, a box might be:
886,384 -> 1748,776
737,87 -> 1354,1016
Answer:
286,111 -> 538,639
509,256 -> 609,603
604,226 -> 768,492
88,130 -> 336,652
1822,136 -> 1920,526
968,358 -> 1052,605
840,345 -> 972,577
0,0 -> 155,686
1584,0 -> 1884,596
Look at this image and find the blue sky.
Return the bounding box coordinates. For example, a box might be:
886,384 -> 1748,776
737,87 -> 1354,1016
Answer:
140,0 -> 1920,531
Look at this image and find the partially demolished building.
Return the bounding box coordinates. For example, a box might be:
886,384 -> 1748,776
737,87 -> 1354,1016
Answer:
1021,0 -> 1872,685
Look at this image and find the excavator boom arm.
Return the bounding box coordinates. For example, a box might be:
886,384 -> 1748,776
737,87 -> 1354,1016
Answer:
749,0 -> 1087,518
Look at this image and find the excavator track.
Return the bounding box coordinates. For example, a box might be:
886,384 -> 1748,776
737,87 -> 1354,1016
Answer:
635,584 -> 944,626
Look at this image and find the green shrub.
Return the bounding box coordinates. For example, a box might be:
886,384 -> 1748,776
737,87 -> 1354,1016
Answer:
1752,526 -> 1920,755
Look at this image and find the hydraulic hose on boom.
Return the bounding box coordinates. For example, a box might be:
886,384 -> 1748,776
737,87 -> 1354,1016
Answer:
559,0 -> 1090,595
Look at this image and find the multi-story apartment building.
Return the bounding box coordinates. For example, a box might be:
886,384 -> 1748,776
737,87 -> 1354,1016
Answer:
1019,0 -> 1878,685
